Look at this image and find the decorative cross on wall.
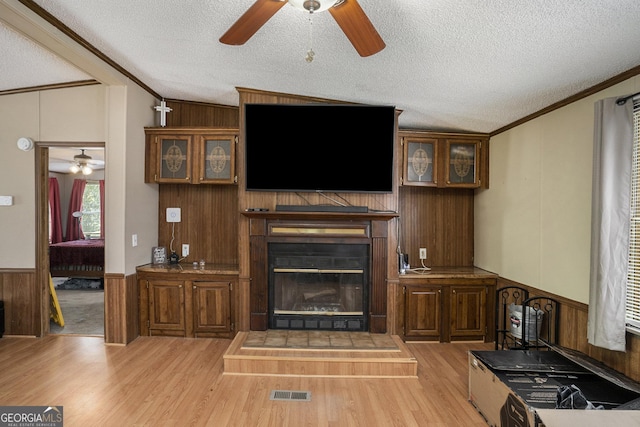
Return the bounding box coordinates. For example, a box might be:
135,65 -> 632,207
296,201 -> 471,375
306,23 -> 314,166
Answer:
154,99 -> 172,127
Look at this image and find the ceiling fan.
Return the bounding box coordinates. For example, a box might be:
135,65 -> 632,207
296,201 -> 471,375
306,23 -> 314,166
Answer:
220,0 -> 385,57
70,149 -> 95,175
49,148 -> 105,175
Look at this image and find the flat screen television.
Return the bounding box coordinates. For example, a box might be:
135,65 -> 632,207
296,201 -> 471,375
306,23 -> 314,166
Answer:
245,103 -> 396,193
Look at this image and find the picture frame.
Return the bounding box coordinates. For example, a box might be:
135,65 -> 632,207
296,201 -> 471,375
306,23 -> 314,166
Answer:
152,246 -> 167,264
403,138 -> 437,186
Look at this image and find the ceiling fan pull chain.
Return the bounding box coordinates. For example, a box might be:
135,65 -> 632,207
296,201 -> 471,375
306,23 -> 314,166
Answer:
305,6 -> 315,63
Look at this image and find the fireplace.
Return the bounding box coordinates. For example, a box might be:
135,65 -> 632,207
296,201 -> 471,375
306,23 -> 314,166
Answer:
269,243 -> 369,331
244,212 -> 397,333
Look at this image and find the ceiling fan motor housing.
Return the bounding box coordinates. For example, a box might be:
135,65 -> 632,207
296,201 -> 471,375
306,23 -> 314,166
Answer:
289,0 -> 339,13
303,1 -> 321,11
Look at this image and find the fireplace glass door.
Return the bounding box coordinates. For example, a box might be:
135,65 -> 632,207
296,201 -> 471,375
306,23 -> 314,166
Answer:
269,243 -> 369,331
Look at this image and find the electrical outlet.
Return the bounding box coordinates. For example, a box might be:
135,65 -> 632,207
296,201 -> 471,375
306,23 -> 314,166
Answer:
419,247 -> 427,260
182,244 -> 189,258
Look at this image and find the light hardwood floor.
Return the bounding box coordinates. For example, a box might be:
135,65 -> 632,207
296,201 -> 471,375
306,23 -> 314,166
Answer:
0,335 -> 493,426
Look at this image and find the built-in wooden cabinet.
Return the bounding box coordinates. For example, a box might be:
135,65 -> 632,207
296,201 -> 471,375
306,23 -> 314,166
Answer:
145,127 -> 237,184
404,284 -> 442,339
400,131 -> 489,189
401,269 -> 496,342
192,281 -> 233,335
147,279 -> 186,335
449,284 -> 487,340
137,265 -> 237,338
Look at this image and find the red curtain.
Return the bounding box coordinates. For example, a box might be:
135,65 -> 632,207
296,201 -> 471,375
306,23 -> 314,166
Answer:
66,179 -> 86,241
48,177 -> 63,244
99,179 -> 105,238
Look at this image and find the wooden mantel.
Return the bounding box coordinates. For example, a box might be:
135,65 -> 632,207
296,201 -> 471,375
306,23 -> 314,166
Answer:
241,210 -> 399,221
244,210 -> 397,333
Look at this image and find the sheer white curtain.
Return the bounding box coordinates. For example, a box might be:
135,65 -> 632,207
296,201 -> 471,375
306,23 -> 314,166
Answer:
588,96 -> 634,351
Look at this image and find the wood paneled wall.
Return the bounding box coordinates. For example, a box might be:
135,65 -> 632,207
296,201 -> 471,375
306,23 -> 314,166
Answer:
0,269 -> 39,336
104,273 -> 139,344
154,101 -> 241,266
165,100 -> 239,128
158,185 -> 239,265
398,186 -> 475,268
498,276 -> 640,382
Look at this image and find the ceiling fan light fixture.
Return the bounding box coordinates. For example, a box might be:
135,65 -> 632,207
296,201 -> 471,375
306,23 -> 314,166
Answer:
288,0 -> 339,13
68,149 -> 94,175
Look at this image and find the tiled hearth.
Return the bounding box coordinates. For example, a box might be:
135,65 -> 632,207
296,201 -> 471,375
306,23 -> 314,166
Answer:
223,331 -> 417,378
242,330 -> 398,350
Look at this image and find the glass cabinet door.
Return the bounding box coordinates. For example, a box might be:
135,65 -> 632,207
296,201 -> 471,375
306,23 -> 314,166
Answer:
446,139 -> 480,188
197,135 -> 236,184
157,135 -> 193,183
403,138 -> 438,186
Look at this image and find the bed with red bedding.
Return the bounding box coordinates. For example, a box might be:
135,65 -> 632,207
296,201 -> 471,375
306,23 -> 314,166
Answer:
49,238 -> 104,278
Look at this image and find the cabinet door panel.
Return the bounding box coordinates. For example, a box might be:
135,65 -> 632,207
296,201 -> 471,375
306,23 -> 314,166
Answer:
148,280 -> 185,332
156,135 -> 193,183
197,135 -> 236,184
445,139 -> 480,188
403,138 -> 438,187
450,286 -> 486,339
404,286 -> 441,339
193,281 -> 232,333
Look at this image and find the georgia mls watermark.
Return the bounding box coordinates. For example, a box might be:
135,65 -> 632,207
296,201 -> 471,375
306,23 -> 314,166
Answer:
0,406 -> 63,427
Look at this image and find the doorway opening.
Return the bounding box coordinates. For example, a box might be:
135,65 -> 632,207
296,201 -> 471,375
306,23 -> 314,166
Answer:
38,143 -> 106,337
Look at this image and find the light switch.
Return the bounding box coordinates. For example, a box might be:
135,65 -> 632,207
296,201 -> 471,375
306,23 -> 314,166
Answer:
0,196 -> 14,206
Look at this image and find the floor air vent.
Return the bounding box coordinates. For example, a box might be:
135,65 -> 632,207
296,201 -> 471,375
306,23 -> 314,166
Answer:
269,390 -> 311,401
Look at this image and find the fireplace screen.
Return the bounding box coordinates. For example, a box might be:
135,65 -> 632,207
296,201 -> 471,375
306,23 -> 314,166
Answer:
269,243 -> 369,331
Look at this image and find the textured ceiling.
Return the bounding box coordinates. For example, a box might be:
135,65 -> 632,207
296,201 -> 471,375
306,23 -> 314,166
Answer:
2,0 -> 640,133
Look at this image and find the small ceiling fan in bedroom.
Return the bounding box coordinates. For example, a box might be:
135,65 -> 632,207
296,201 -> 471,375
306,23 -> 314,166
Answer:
49,148 -> 105,175
220,0 -> 385,57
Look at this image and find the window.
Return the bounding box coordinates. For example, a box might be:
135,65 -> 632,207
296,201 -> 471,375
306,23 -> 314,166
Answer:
81,181 -> 101,238
626,100 -> 640,331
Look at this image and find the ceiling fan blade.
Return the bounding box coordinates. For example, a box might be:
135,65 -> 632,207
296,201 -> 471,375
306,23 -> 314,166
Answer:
329,0 -> 385,57
220,0 -> 287,45
49,158 -> 74,163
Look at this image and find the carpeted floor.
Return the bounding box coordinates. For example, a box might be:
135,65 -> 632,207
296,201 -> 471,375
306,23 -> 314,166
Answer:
54,277 -> 103,290
50,278 -> 104,336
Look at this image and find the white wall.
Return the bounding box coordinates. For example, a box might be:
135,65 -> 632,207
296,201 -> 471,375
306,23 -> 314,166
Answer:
0,86 -> 104,268
99,82 -> 157,275
0,82 -> 158,275
475,75 -> 640,304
